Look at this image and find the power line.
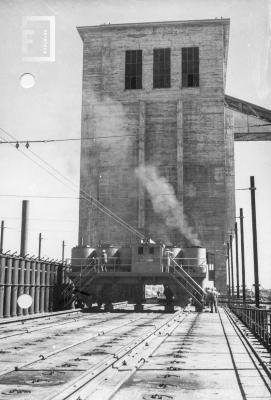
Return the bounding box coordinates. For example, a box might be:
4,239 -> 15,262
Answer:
0,128 -> 145,240
0,194 -> 79,199
0,128 -> 137,146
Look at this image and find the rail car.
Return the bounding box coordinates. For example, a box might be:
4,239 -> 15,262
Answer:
68,241 -> 215,309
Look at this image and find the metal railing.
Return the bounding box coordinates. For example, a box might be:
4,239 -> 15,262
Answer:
228,302 -> 271,352
69,256 -> 207,275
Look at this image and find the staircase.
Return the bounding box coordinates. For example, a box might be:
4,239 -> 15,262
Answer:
169,257 -> 205,307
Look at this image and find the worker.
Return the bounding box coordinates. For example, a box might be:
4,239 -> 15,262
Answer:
209,287 -> 219,313
101,249 -> 108,272
164,285 -> 174,305
205,287 -> 212,308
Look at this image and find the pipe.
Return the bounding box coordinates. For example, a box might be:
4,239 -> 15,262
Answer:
20,200 -> 29,257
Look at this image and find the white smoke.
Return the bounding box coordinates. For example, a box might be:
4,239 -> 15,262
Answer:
135,165 -> 201,246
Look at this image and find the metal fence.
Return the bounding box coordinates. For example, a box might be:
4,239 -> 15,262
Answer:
0,253 -> 70,318
228,302 -> 271,352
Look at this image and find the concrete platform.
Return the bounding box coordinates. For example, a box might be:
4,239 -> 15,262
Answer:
111,308 -> 271,400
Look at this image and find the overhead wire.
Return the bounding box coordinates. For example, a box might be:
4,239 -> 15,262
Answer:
0,127 -> 145,240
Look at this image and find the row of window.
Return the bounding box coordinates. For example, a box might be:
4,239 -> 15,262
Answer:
125,47 -> 199,90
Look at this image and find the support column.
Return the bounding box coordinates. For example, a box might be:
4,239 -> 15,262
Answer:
0,256 -> 6,318
17,259 -> 25,316
11,258 -> 19,317
4,257 -> 12,318
29,260 -> 36,314
23,260 -> 31,316
40,263 -> 46,313
138,100 -> 146,231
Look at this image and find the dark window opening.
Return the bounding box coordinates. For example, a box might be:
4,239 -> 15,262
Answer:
153,48 -> 171,88
182,47 -> 199,87
125,50 -> 142,90
149,247 -> 154,254
138,246 -> 144,255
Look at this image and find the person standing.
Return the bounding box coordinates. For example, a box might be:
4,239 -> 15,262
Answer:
101,249 -> 108,272
210,287 -> 218,313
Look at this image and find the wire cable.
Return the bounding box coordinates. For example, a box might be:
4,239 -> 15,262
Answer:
0,128 -> 145,240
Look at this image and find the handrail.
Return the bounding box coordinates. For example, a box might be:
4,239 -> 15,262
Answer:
169,273 -> 202,306
170,257 -> 205,296
172,269 -> 204,300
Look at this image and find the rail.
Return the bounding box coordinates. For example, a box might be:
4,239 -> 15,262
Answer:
227,302 -> 271,352
169,256 -> 205,307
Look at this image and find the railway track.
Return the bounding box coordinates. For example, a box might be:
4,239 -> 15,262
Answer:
0,306 -> 270,399
0,302 -> 130,341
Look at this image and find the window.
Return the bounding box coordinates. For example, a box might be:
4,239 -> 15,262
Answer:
182,47 -> 199,87
149,247 -> 154,255
125,50 -> 142,90
138,246 -> 144,255
153,48 -> 171,88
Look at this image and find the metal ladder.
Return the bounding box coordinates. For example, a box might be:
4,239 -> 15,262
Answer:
169,256 -> 205,307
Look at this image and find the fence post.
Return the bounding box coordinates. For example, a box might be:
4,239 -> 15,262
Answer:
17,259 -> 25,316
40,263 -> 46,313
29,260 -> 36,314
11,258 -> 19,317
49,263 -> 54,312
0,255 -> 6,318
23,260 -> 31,316
34,262 -> 41,314
44,263 -> 50,313
4,257 -> 12,318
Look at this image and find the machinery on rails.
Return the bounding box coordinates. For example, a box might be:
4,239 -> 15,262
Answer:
69,241 -> 215,311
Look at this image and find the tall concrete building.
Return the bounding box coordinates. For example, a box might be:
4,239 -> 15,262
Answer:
77,19 -> 235,292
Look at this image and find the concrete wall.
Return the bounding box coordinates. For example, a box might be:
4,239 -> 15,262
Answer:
77,19 -> 234,293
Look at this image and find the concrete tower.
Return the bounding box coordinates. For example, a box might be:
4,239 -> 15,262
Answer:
77,19 -> 235,292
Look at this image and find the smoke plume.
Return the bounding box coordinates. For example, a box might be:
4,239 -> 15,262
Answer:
135,165 -> 201,246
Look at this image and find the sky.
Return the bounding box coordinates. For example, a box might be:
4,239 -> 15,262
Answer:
0,0 -> 270,288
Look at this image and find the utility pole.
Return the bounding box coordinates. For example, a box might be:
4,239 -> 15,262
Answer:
0,220 -> 4,253
240,208 -> 246,302
230,234 -> 234,298
227,242 -> 231,297
234,222 -> 240,299
38,233 -> 42,259
250,176 -> 260,308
